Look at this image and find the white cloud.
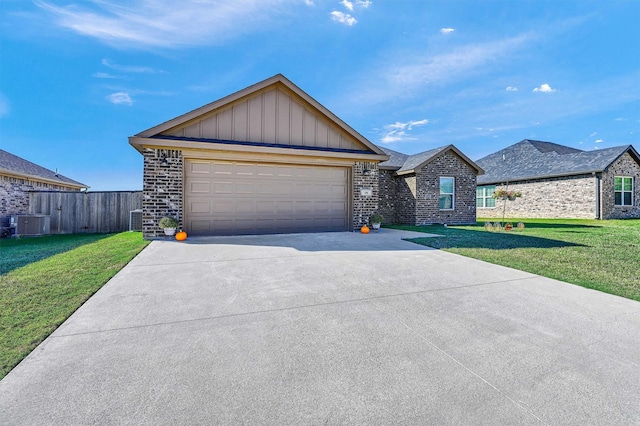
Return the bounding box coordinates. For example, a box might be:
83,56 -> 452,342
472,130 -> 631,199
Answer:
506,86 -> 518,92
594,138 -> 603,143
331,10 -> 357,25
35,0 -> 298,48
356,0 -> 372,7
304,0 -> 314,5
440,28 -> 455,34
341,0 -> 354,11
107,92 -> 133,105
589,132 -> 597,137
351,32 -> 534,104
93,72 -> 119,79
101,59 -> 157,74
380,119 -> 429,143
533,83 -> 556,93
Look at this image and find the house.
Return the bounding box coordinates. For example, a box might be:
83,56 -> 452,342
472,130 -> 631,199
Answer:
475,139 -> 640,219
377,146 -> 484,225
0,149 -> 87,221
129,74 -> 481,238
130,74 -> 389,238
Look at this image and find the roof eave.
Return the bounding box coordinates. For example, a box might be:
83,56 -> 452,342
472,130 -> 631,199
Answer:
0,168 -> 88,189
478,169 -> 604,185
129,136 -> 389,162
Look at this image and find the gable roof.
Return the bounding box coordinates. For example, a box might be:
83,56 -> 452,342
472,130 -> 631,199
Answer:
0,149 -> 87,189
378,145 -> 484,175
476,139 -> 640,184
130,74 -> 387,158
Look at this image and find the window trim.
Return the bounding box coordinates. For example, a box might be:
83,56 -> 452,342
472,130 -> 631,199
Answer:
476,185 -> 496,208
614,176 -> 634,207
439,177 -> 455,210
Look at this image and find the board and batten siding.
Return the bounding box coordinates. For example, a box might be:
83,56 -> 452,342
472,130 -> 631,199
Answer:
163,87 -> 362,151
29,191 -> 142,234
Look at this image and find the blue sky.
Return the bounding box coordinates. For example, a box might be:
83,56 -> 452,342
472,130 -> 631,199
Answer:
1,0 -> 638,190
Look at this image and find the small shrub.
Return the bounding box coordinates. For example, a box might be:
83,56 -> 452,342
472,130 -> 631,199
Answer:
159,217 -> 179,229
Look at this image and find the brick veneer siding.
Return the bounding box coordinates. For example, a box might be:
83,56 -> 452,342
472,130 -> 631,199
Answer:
601,152 -> 640,219
378,170 -> 397,224
142,148 -> 183,239
1,175 -> 80,221
477,174 -> 597,219
415,151 -> 477,225
395,175 -> 417,225
352,161 -> 379,229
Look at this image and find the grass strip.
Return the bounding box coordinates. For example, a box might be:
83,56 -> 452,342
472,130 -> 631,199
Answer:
0,232 -> 149,379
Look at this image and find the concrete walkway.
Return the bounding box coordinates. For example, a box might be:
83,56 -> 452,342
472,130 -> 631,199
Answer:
1,229 -> 639,425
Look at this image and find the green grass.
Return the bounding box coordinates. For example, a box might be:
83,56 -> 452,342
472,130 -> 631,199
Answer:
388,219 -> 640,302
0,232 -> 150,379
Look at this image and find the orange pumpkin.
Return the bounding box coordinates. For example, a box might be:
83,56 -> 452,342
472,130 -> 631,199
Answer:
360,225 -> 370,234
175,231 -> 188,241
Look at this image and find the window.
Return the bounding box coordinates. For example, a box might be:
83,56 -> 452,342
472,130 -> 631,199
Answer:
476,185 -> 496,208
439,177 -> 455,210
614,176 -> 634,206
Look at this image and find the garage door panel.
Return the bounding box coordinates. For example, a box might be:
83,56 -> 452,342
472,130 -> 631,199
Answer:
186,160 -> 349,235
189,181 -> 210,193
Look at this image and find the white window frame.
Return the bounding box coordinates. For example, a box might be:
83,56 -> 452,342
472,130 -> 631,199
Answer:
476,185 -> 496,208
614,176 -> 634,206
439,177 -> 455,210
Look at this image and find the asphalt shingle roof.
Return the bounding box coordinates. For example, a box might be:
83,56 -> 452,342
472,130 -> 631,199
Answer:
476,139 -> 639,184
0,149 -> 87,188
378,145 -> 483,175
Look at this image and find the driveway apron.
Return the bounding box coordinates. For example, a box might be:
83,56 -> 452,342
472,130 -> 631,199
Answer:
1,229 -> 639,425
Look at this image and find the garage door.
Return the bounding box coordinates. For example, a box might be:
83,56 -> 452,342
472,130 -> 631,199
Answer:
185,160 -> 349,235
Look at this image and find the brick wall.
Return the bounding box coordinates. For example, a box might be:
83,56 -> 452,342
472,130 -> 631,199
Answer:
1,175 -> 80,221
142,148 -> 183,239
601,152 -> 640,219
378,170 -> 397,224
415,151 -> 477,225
477,174 -> 597,219
395,175 -> 416,225
352,161 -> 379,229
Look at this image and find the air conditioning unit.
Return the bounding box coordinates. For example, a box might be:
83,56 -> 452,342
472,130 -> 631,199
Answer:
10,215 -> 51,236
129,209 -> 143,231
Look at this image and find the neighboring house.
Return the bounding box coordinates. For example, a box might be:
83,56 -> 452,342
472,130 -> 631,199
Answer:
378,145 -> 484,225
130,74 -> 388,238
475,139 -> 640,219
0,149 -> 87,221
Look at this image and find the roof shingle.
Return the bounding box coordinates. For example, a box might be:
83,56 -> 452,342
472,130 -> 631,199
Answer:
476,139 -> 639,184
0,149 -> 87,188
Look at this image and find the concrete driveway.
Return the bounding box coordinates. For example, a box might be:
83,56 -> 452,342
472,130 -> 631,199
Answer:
1,229 -> 639,425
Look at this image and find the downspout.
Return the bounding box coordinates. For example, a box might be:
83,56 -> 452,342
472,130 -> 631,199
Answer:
594,172 -> 601,220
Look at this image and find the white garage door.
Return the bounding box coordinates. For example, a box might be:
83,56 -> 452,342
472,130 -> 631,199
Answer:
185,160 -> 349,235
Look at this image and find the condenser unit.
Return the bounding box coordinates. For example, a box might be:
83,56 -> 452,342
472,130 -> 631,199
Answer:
10,215 -> 51,236
129,209 -> 143,231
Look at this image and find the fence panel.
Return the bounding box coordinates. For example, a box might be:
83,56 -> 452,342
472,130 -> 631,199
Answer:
29,191 -> 142,234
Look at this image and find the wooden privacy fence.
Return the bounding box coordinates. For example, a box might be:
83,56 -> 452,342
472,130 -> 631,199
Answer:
29,191 -> 142,234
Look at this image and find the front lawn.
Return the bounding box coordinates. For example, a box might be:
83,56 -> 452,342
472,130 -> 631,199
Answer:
0,232 -> 149,379
388,219 -> 640,302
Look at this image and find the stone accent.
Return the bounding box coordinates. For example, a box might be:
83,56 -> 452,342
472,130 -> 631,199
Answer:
1,175 -> 81,224
142,148 -> 183,239
352,161 -> 379,229
378,151 -> 477,225
477,174 -> 597,219
601,152 -> 640,219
